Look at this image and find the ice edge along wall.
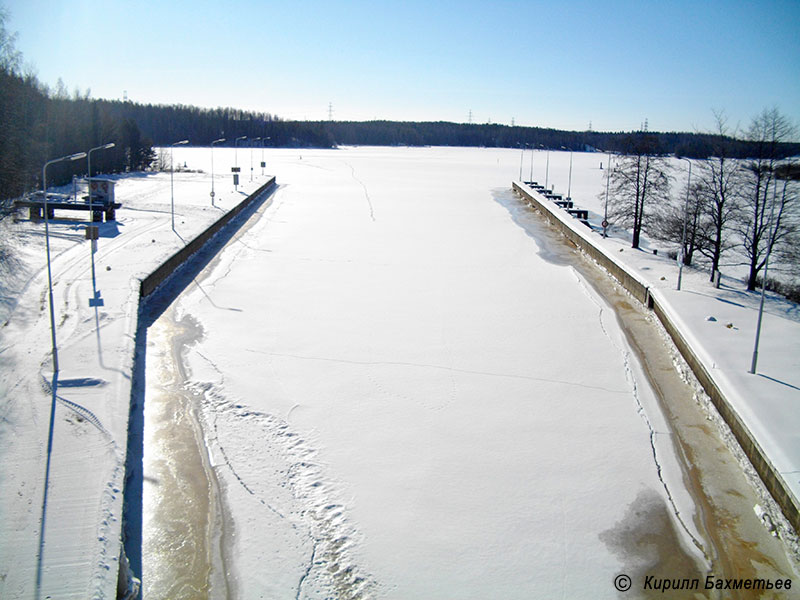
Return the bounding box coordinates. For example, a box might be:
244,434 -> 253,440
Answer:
512,180 -> 800,536
118,177 -> 277,595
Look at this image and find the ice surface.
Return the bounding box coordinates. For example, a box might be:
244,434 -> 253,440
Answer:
168,147 -> 704,598
2,146 -> 797,599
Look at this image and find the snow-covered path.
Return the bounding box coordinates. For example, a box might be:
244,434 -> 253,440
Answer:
0,156 -> 267,599
153,147 -> 705,598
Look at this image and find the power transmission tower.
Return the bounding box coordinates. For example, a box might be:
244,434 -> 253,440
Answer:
328,102 -> 334,121
468,110 -> 473,124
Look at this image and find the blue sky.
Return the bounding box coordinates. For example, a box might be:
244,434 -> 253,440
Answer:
5,0 -> 800,133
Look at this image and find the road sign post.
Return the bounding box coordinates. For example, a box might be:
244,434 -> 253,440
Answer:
86,225 -> 103,307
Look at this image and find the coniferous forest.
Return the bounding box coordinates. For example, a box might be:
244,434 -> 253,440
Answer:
1,9 -> 798,207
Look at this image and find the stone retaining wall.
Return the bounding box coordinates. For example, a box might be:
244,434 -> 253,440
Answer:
513,180 -> 800,534
140,177 -> 276,298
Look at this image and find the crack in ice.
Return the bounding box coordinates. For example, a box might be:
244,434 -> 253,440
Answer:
572,270 -> 711,563
244,348 -> 628,394
295,540 -> 318,600
344,161 -> 376,222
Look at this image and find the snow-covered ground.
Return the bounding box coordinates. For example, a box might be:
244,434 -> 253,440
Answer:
0,153 -> 268,599
1,146 -> 798,599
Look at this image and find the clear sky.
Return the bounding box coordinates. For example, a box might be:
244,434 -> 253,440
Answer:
4,0 -> 800,134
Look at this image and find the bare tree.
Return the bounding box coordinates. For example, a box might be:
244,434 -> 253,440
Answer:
764,169 -> 800,279
738,108 -> 798,290
0,6 -> 21,74
155,148 -> 172,172
605,133 -> 672,249
652,179 -> 711,266
694,112 -> 742,281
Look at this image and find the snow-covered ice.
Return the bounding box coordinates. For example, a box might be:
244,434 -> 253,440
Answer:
2,145 -> 798,599
520,149 -> 800,512
160,147 -> 711,598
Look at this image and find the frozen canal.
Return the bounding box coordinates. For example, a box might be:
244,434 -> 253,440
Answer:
141,147 -> 775,598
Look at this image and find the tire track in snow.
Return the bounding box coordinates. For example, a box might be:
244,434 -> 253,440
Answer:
39,374 -> 127,597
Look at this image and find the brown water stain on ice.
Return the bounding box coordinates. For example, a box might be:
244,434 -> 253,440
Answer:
142,311 -> 229,599
141,188 -> 279,598
600,490 -> 707,598
501,190 -> 799,599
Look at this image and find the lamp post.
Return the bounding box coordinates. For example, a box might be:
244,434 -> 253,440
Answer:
87,143 -> 115,220
171,139 -> 189,230
541,145 -> 551,191
529,145 -> 534,181
42,152 -> 87,373
210,138 -> 225,206
250,136 -> 261,182
235,135 -> 247,169
87,142 -> 115,179
234,136 -> 247,191
603,151 -> 612,238
749,178 -> 784,374
677,158 -> 692,291
262,137 -> 271,176
561,146 -> 573,200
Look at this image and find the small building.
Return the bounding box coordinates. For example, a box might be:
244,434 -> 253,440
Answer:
16,178 -> 120,222
87,178 -> 116,207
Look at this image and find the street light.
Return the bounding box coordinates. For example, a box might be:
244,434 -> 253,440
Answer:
561,146 -> 573,200
171,139 -> 189,230
87,143 -> 115,219
545,147 -> 551,191
87,142 -> 115,179
210,138 -> 225,206
250,136 -> 261,181
529,145 -> 534,181
42,151 -> 87,373
234,136 -> 247,191
750,177 -> 784,374
261,137 -> 270,176
677,158 -> 692,291
603,151 -> 612,238
261,137 -> 270,175
234,136 -> 247,169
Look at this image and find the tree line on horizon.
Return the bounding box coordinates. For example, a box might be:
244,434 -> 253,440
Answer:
4,81 -> 799,206
1,10 -> 799,297
3,0 -> 798,208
